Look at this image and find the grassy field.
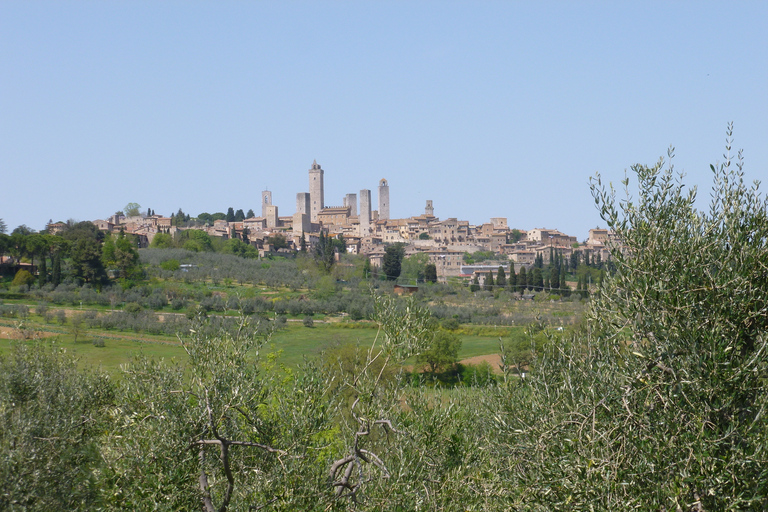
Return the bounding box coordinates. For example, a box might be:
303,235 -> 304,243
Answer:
0,316 -> 521,375
0,329 -> 187,376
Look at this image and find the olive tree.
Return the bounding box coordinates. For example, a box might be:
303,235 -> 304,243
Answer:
489,126 -> 768,509
0,342 -> 114,510
101,314 -> 336,511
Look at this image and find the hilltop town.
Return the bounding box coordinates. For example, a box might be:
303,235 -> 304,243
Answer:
50,160 -> 618,283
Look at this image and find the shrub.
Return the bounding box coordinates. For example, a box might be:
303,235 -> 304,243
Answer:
124,302 -> 142,316
11,269 -> 35,288
160,259 -> 180,271
302,315 -> 314,328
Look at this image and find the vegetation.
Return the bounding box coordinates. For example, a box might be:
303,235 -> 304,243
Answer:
0,130 -> 765,509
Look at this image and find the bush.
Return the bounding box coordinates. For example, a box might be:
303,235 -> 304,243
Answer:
11,269 -> 34,288
302,315 -> 314,328
441,317 -> 460,330
459,361 -> 496,387
160,259 -> 180,271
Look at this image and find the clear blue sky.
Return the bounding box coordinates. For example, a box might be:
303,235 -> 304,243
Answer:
2,1 -> 766,240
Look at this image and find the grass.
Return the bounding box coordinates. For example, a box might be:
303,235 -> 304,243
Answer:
267,323 -> 380,367
0,331 -> 188,376
0,318 -> 515,375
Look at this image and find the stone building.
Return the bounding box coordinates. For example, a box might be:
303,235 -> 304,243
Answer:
318,206 -> 351,227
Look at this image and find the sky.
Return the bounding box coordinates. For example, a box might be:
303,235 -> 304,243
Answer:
2,1 -> 766,241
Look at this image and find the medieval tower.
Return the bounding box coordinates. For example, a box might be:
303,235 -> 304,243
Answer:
378,179 -> 390,220
261,190 -> 272,218
344,193 -> 358,218
359,189 -> 371,235
296,192 -> 310,215
309,160 -> 324,222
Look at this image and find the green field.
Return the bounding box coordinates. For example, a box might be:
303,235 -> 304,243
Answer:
0,318 -> 519,374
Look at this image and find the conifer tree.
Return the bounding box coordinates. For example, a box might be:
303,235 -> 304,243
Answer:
485,270 -> 494,291
51,252 -> 61,287
550,264 -> 560,289
496,266 -> 507,287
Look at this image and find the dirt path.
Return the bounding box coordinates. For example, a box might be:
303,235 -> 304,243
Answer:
459,354 -> 504,374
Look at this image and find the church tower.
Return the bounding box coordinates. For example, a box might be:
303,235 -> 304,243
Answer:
308,160 -> 324,222
261,190 -> 272,218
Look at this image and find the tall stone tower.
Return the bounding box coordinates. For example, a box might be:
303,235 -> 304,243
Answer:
308,160 -> 324,222
359,189 -> 371,235
378,179 -> 390,220
425,200 -> 434,216
296,193 -> 310,215
344,193 -> 358,218
261,190 -> 272,218
265,205 -> 278,228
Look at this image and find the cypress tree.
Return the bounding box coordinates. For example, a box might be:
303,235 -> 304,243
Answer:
551,264 -> 560,289
485,270 -> 494,291
51,252 -> 61,287
518,266 -> 527,292
560,266 -> 567,294
496,266 -> 507,287
38,253 -> 47,286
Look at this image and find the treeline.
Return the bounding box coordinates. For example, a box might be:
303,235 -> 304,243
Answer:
0,221 -> 140,288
